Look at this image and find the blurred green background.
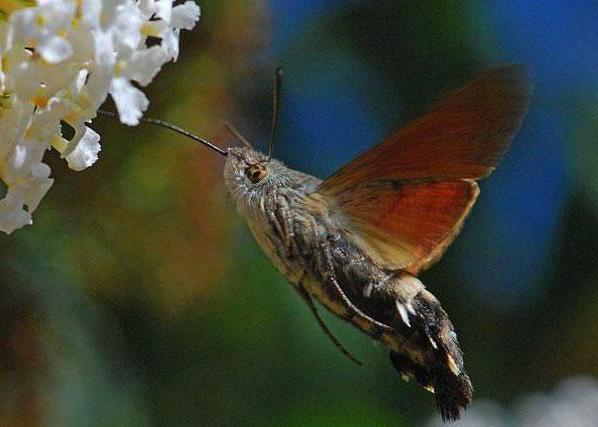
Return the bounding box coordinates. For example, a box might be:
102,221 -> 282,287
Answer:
1,1 -> 598,426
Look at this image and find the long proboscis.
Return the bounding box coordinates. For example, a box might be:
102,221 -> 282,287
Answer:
97,110 -> 228,157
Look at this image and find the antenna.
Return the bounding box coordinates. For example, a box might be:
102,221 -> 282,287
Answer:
96,110 -> 228,157
267,67 -> 283,162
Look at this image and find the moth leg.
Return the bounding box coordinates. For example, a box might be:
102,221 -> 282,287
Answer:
295,284 -> 363,366
324,247 -> 393,331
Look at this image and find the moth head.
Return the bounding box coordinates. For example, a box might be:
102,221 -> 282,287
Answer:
223,68 -> 284,199
223,147 -> 277,197
245,163 -> 268,183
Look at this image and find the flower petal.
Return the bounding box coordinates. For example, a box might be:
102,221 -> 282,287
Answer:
161,28 -> 180,61
172,1 -> 201,30
2,138 -> 48,184
20,163 -> 54,212
126,45 -> 168,86
156,0 -> 173,23
64,126 -> 101,171
112,3 -> 144,50
38,35 -> 73,64
0,191 -> 32,234
110,77 -> 149,126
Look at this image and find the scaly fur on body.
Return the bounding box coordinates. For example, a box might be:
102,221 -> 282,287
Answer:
224,147 -> 473,421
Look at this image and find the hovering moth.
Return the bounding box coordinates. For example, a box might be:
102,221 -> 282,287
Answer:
101,65 -> 530,420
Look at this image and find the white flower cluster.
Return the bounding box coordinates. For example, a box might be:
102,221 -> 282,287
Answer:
0,0 -> 200,233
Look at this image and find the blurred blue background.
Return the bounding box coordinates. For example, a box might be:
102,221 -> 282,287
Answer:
1,1 -> 598,425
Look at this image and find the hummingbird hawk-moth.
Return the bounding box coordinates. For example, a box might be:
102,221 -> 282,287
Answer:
101,64 -> 530,421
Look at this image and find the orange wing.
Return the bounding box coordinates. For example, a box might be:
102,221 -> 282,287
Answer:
317,65 -> 530,273
330,180 -> 479,273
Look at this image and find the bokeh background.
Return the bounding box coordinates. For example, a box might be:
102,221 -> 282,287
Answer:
1,1 -> 598,426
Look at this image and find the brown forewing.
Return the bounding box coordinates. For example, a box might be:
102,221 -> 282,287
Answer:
318,65 -> 531,195
317,65 -> 530,272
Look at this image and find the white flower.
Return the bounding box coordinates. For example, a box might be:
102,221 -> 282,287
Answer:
0,136 -> 53,234
110,77 -> 149,126
172,1 -> 202,30
63,126 -> 101,171
0,0 -> 201,233
141,0 -> 200,61
7,0 -> 77,64
0,191 -> 33,234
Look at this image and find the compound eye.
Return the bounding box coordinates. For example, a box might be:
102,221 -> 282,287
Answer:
245,164 -> 268,183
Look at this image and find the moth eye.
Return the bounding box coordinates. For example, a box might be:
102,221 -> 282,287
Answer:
245,164 -> 268,183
